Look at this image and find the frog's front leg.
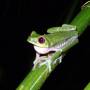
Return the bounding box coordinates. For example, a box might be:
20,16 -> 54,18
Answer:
33,53 -> 48,69
39,52 -> 62,72
39,55 -> 52,72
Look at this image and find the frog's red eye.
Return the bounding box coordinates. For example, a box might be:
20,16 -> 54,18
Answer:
38,36 -> 45,44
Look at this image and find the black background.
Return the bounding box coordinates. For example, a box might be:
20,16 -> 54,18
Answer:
0,0 -> 90,90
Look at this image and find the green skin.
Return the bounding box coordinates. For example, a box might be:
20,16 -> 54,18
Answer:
27,24 -> 78,72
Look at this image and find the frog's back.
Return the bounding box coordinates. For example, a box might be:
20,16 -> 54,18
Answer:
44,31 -> 78,47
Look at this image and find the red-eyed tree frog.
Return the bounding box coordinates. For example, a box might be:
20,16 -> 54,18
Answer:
27,24 -> 78,72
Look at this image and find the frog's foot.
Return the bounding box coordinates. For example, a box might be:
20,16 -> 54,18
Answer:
53,55 -> 63,65
39,59 -> 52,72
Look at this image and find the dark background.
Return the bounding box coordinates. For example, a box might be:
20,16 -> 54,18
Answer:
0,0 -> 90,90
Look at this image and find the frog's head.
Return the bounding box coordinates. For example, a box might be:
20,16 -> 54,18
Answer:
27,31 -> 49,48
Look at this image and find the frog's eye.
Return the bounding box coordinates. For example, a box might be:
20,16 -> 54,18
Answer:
38,36 -> 45,44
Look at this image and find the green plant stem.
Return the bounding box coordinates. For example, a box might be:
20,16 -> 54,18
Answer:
16,2 -> 90,90
71,5 -> 90,36
84,82 -> 90,90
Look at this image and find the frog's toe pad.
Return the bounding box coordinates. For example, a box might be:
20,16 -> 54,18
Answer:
39,59 -> 52,72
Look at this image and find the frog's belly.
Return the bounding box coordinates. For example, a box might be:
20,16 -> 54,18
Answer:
34,45 -> 50,54
34,45 -> 60,54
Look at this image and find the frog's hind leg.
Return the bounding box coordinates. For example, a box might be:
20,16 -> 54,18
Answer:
53,55 -> 63,65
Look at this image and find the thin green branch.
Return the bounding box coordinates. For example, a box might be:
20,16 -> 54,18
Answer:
84,82 -> 90,90
71,2 -> 90,36
16,1 -> 90,90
